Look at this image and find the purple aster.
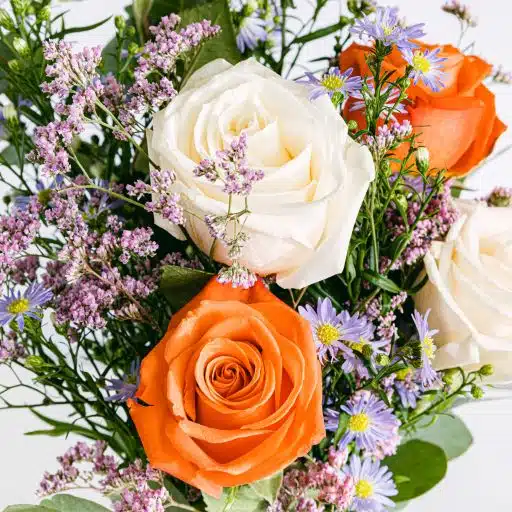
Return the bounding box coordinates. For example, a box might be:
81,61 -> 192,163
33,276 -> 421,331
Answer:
236,13 -> 268,52
350,81 -> 407,121
299,67 -> 362,101
412,310 -> 440,388
338,392 -> 400,453
394,369 -> 421,409
106,359 -> 140,402
299,298 -> 352,363
14,178 -> 60,211
351,6 -> 425,50
403,47 -> 447,92
342,455 -> 398,512
0,283 -> 53,331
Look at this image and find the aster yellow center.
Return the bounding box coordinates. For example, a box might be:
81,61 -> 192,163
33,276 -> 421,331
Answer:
412,51 -> 431,73
348,412 -> 370,432
316,324 -> 340,345
356,479 -> 374,499
321,74 -> 344,92
37,189 -> 52,205
423,336 -> 435,359
7,298 -> 30,315
382,24 -> 394,36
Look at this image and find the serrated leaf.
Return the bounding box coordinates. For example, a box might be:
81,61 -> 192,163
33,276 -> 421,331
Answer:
385,440 -> 447,502
39,495 -> 110,511
160,265 -> 213,310
409,414 -> 473,460
249,472 -> 283,504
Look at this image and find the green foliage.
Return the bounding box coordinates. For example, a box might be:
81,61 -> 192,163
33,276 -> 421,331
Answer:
4,495 -> 111,512
409,414 -> 473,460
160,265 -> 214,310
385,440 -> 448,502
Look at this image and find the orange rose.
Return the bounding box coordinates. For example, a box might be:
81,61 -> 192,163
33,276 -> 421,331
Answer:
129,278 -> 325,497
340,41 -> 507,176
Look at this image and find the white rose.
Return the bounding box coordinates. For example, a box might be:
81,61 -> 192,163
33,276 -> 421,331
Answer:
415,199 -> 512,382
148,58 -> 375,289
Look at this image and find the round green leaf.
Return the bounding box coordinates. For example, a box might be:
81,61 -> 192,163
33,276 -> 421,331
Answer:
385,440 -> 447,502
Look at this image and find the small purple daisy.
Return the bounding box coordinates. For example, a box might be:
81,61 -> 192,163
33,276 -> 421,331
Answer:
412,310 -> 440,388
0,283 -> 53,332
299,298 -> 351,363
394,369 -> 421,409
299,67 -> 362,102
105,359 -> 140,402
342,455 -> 398,512
236,14 -> 268,53
403,47 -> 447,92
339,392 -> 400,453
351,6 -> 425,50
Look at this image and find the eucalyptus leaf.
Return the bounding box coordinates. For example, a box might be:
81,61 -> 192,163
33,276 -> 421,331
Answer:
385,440 -> 447,502
39,495 -> 110,511
160,265 -> 214,310
3,507 -> 56,512
203,486 -> 268,512
249,472 -> 283,503
409,414 -> 473,460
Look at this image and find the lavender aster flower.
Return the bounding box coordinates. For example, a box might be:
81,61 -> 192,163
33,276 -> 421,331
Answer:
237,14 -> 268,52
338,392 -> 400,453
343,455 -> 398,512
412,309 -> 440,387
0,283 -> 53,331
299,298 -> 352,363
351,6 -> 425,50
106,359 -> 140,402
403,47 -> 447,92
299,67 -> 362,101
394,368 -> 421,409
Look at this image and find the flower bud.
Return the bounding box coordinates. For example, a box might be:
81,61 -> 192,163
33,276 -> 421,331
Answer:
442,368 -> 458,385
2,104 -> 18,127
347,119 -> 358,132
126,26 -> 136,38
128,42 -> 139,55
375,353 -> 389,366
415,146 -> 430,173
380,159 -> 391,175
0,8 -> 15,30
37,5 -> 51,22
471,385 -> 484,399
8,59 -> 21,72
362,343 -> 374,359
394,193 -> 408,215
479,364 -> 494,377
11,0 -> 30,17
24,355 -> 46,370
114,15 -> 126,31
400,77 -> 411,90
13,37 -> 30,58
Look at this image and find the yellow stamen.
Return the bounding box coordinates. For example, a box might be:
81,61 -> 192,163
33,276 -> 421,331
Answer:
348,412 -> 370,432
382,24 -> 394,36
423,336 -> 436,360
321,74 -> 345,92
7,298 -> 30,315
412,51 -> 431,73
395,367 -> 413,381
316,324 -> 340,346
356,479 -> 374,499
350,337 -> 367,353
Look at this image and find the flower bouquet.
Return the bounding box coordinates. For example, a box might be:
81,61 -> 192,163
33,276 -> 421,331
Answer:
1,0 -> 510,510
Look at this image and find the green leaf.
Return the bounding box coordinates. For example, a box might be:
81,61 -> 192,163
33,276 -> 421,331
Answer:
292,18 -> 348,45
3,507 -> 55,512
362,270 -> 402,294
39,495 -> 110,512
133,0 -> 154,40
385,440 -> 447,502
409,414 -> 473,460
203,486 -> 268,512
53,16 -> 112,38
249,472 -> 283,504
25,410 -> 102,441
160,265 -> 214,310
179,0 -> 241,85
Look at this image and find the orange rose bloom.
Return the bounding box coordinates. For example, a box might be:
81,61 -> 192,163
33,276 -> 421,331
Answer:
340,41 -> 507,177
129,278 -> 325,498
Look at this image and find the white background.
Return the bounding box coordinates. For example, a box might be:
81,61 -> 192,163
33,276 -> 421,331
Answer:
1,0 -> 512,509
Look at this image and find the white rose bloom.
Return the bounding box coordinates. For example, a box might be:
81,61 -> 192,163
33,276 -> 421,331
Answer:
148,58 -> 375,289
415,199 -> 512,382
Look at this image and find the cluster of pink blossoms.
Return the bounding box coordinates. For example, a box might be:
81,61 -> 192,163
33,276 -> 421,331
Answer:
270,447 -> 355,511
365,291 -> 408,344
38,441 -> 171,512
